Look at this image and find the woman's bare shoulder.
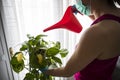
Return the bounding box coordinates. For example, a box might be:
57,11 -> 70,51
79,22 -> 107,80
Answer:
83,24 -> 107,39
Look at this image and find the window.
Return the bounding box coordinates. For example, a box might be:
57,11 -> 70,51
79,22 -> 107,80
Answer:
2,0 -> 92,79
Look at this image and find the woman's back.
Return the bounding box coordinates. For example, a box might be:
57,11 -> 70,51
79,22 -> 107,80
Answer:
94,14 -> 120,60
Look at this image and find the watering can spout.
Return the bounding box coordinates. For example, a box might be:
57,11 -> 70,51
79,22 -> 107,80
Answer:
43,6 -> 82,33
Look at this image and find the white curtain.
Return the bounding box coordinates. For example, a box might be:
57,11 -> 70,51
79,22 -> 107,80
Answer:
2,0 -> 92,80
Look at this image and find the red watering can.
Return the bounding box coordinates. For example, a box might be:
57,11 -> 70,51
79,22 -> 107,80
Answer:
43,6 -> 82,33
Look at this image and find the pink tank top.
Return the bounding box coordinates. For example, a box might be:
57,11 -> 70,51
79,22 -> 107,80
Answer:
74,14 -> 120,80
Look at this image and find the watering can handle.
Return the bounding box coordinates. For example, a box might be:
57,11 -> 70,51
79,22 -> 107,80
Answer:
72,5 -> 83,15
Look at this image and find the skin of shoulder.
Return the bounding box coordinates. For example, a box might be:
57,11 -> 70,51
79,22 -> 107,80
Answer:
45,25 -> 106,77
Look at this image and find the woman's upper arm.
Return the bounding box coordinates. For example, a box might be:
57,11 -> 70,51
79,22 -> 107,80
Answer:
64,27 -> 105,76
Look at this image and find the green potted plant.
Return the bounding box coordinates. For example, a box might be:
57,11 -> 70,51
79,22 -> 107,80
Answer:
10,34 -> 68,80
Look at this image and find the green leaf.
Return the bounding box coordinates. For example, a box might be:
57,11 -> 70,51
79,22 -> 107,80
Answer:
54,41 -> 61,49
44,58 -> 52,66
10,56 -> 18,64
46,47 -> 59,57
52,56 -> 62,64
28,39 -> 34,46
33,39 -> 39,45
31,69 -> 39,75
35,35 -> 41,40
10,57 -> 24,73
13,52 -> 22,57
27,34 -> 34,39
20,44 -> 28,51
59,49 -> 68,58
40,73 -> 52,80
30,54 -> 40,68
24,73 -> 35,80
39,39 -> 48,47
35,34 -> 47,40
